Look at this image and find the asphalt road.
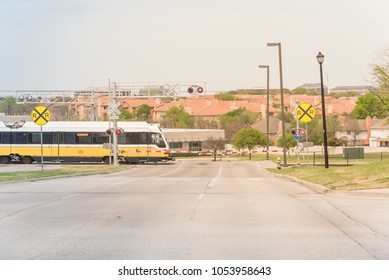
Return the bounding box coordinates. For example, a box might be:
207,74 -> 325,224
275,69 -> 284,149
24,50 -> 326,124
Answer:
0,159 -> 389,260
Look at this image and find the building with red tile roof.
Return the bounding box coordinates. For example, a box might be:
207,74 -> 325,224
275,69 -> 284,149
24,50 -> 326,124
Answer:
69,93 -> 358,125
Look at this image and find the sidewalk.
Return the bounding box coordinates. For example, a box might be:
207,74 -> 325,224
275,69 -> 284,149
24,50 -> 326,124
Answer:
256,160 -> 277,168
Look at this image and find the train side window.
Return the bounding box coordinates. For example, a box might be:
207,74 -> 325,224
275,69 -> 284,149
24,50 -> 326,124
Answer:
28,133 -> 41,144
64,132 -> 75,144
43,132 -> 52,144
14,132 -> 28,144
75,133 -> 91,144
139,132 -> 148,145
118,134 -> 126,144
0,133 -> 10,144
27,132 -> 52,144
92,133 -> 109,144
150,133 -> 166,148
125,133 -> 139,144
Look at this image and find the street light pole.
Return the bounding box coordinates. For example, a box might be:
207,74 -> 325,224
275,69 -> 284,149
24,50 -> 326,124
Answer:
112,82 -> 119,166
259,65 -> 270,160
317,52 -> 329,168
267,42 -> 287,167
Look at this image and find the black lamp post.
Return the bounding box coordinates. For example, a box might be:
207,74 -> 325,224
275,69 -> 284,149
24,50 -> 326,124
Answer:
316,52 -> 329,168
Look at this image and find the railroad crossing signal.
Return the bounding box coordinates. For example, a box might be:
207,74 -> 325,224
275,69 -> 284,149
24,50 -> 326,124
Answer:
291,128 -> 306,140
109,101 -> 121,119
31,106 -> 50,126
187,85 -> 204,94
291,128 -> 305,135
294,103 -> 315,123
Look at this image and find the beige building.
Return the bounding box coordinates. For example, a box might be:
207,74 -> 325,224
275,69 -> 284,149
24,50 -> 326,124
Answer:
161,128 -> 225,152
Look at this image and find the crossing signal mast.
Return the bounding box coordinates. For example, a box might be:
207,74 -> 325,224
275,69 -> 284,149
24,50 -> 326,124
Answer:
105,128 -> 124,136
290,128 -> 306,136
187,85 -> 204,94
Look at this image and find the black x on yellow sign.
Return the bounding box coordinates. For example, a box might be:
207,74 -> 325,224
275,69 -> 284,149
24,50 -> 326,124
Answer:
31,106 -> 51,126
295,103 -> 315,123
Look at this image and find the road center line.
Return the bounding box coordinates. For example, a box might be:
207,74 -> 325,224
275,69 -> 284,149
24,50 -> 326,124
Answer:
197,164 -> 223,200
207,165 -> 223,188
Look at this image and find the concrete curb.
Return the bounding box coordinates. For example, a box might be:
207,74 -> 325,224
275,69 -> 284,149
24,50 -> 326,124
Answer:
272,173 -> 330,194
257,162 -> 330,194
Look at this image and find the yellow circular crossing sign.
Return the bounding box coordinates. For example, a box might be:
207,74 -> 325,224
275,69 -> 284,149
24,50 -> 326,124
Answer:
295,103 -> 315,123
31,106 -> 51,126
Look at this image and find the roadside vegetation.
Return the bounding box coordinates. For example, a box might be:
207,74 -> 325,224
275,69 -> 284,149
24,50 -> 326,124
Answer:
234,153 -> 389,191
0,165 -> 128,182
269,158 -> 389,191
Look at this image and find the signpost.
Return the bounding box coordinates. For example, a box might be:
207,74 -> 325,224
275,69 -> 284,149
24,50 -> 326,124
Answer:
292,103 -> 315,165
31,106 -> 50,171
295,103 -> 315,123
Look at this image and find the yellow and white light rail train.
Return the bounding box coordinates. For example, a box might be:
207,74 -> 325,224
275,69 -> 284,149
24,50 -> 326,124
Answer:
0,121 -> 172,164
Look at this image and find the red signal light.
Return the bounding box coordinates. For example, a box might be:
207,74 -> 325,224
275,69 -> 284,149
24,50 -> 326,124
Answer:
197,86 -> 204,93
115,128 -> 124,135
300,129 -> 306,136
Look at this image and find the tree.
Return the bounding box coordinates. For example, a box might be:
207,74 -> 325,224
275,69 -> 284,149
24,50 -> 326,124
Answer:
305,118 -> 323,145
277,134 -> 296,150
202,137 -> 227,161
194,116 -> 218,129
160,105 -> 194,128
326,115 -> 342,139
232,128 -> 266,160
0,96 -> 35,116
136,104 -> 151,121
119,109 -> 134,120
367,49 -> 389,118
276,111 -> 294,123
214,91 -> 238,101
291,87 -> 316,95
353,93 -> 388,119
372,50 -> 389,91
220,108 -> 260,142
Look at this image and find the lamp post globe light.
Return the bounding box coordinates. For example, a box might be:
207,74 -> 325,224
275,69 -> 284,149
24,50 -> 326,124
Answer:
316,52 -> 329,168
258,65 -> 270,160
267,42 -> 287,167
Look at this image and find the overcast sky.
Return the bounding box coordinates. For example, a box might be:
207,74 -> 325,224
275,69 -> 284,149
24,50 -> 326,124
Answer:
0,0 -> 388,92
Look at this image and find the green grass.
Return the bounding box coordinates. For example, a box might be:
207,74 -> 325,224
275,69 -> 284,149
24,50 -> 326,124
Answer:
0,165 -> 129,182
227,152 -> 389,190
268,157 -> 389,191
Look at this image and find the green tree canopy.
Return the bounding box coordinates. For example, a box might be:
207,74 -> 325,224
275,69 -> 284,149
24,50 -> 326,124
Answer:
220,108 -> 260,141
372,49 -> 389,92
160,105 -> 194,128
119,109 -> 134,120
353,93 -> 389,119
214,91 -> 238,101
277,134 -> 297,150
366,49 -> 389,118
136,104 -> 151,121
232,128 -> 266,160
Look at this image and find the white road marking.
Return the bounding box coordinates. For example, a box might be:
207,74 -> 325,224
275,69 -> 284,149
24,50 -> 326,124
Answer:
197,164 -> 223,200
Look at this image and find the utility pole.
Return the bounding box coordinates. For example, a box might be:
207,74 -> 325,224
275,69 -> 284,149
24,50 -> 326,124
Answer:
112,82 -> 119,166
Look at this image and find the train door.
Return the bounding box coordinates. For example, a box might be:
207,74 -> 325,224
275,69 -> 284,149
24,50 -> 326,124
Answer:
139,132 -> 149,161
52,132 -> 64,162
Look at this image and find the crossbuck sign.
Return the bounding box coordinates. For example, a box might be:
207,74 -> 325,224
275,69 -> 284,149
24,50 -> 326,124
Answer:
109,102 -> 121,119
294,103 -> 315,123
